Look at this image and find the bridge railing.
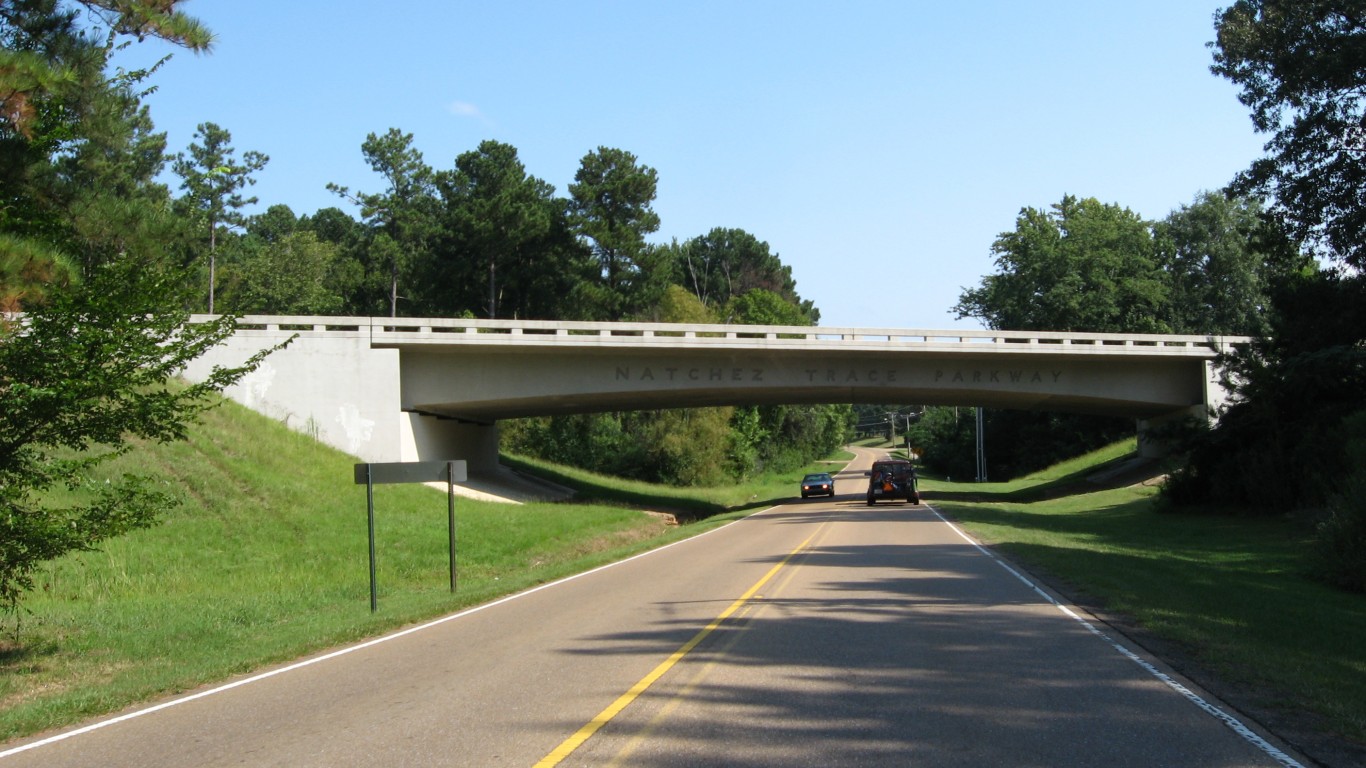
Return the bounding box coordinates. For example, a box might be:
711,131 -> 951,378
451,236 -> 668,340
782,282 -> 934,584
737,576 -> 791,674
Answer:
192,315 -> 1250,357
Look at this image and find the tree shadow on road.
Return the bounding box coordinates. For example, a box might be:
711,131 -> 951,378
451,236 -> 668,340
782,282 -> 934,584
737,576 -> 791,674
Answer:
538,531 -> 1290,767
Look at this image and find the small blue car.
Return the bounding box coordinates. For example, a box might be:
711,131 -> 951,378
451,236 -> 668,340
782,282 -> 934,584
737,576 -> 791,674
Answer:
801,472 -> 835,499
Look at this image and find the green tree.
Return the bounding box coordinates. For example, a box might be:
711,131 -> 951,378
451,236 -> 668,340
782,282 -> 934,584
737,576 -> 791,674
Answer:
432,140 -> 585,319
172,122 -> 269,313
328,128 -> 436,317
955,195 -> 1168,333
2,2 -> 201,283
655,283 -> 715,324
1158,2 -> 1366,594
672,227 -> 817,323
906,407 -> 978,479
1212,0 -> 1366,270
215,205 -> 345,315
0,235 -> 75,311
304,206 -> 364,247
635,407 -> 735,486
1165,268 -> 1365,512
0,0 -> 281,617
225,230 -> 342,315
725,288 -> 811,326
1167,3 -> 1366,514
951,194 -> 1157,480
1152,191 -> 1301,336
299,206 -> 370,315
248,203 -> 301,244
740,402 -> 852,477
0,259 -> 280,617
568,146 -> 660,320
0,2 -> 211,142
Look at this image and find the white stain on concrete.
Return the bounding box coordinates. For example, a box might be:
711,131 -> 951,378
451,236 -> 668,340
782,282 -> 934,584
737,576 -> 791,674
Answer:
237,362 -> 277,409
336,403 -> 375,453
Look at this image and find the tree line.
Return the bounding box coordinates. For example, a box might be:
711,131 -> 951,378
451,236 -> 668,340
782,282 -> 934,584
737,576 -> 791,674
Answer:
176,127 -> 819,327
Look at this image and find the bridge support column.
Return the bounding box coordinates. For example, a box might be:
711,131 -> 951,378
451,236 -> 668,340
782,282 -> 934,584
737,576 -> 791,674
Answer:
402,414 -> 501,474
1136,405 -> 1208,459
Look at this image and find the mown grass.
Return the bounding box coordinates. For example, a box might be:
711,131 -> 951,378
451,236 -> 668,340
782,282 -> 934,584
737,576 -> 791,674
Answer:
928,440 -> 1366,747
0,399 -> 841,742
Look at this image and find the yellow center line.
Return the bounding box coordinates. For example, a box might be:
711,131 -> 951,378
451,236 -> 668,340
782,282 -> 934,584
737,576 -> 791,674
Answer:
604,600 -> 759,768
533,524 -> 828,767
604,519 -> 836,767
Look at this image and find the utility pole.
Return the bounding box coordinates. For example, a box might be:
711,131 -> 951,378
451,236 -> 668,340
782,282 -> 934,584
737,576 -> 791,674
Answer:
975,407 -> 987,482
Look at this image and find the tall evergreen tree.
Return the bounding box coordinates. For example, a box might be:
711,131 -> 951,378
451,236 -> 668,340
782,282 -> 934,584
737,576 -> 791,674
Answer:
568,146 -> 659,320
328,128 -> 436,317
2,1 -> 206,282
172,122 -> 268,313
432,140 -> 585,319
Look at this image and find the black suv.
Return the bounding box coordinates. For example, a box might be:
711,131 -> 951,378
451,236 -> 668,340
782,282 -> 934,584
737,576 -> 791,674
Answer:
866,459 -> 920,505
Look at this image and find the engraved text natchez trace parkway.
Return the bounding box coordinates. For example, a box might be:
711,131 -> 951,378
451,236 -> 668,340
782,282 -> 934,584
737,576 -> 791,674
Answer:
611,366 -> 1066,386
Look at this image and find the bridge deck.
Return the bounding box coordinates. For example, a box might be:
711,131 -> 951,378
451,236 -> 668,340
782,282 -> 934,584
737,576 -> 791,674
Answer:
212,316 -> 1247,358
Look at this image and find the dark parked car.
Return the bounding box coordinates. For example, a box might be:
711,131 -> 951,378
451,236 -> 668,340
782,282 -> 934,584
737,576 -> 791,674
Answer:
866,459 -> 919,505
800,472 -> 835,498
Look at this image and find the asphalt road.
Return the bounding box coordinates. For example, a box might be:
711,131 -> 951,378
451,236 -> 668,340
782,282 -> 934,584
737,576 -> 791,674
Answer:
2,447 -> 1303,767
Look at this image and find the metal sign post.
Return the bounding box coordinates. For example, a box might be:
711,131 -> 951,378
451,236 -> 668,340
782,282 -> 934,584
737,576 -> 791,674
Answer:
365,464 -> 377,612
353,460 -> 468,612
975,407 -> 987,483
446,460 -> 457,593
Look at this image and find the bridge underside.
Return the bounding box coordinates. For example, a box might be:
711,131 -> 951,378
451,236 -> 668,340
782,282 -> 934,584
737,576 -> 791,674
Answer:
399,348 -> 1212,424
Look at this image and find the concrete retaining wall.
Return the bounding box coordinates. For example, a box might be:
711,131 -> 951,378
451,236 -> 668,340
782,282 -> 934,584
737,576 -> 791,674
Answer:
179,320 -> 407,465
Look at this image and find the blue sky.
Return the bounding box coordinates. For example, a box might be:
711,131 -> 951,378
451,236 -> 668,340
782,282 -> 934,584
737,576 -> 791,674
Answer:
123,1 -> 1266,329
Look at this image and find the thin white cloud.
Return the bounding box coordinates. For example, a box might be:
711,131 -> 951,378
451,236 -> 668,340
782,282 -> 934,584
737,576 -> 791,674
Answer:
447,101 -> 485,119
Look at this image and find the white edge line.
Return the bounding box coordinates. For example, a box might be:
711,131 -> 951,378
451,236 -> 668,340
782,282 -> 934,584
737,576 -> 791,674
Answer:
0,511 -> 763,760
927,505 -> 1304,768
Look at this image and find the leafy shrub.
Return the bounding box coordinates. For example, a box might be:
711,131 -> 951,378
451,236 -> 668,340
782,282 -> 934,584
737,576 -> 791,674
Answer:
1314,411 -> 1366,593
502,404 -> 852,487
908,406 -> 1130,481
1316,470 -> 1366,593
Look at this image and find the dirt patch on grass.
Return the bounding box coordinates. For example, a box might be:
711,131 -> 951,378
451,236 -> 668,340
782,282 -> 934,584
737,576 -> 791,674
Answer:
567,514 -> 677,558
639,510 -> 680,526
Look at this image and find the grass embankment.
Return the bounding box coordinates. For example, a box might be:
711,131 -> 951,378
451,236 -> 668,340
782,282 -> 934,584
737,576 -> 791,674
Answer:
0,398 -> 845,742
923,441 -> 1366,751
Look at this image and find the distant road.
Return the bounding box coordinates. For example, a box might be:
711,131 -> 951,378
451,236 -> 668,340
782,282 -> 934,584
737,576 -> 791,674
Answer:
2,447 -> 1301,766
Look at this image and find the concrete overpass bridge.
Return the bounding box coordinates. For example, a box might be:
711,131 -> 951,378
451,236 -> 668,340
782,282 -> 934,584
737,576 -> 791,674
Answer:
180,315 -> 1245,478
